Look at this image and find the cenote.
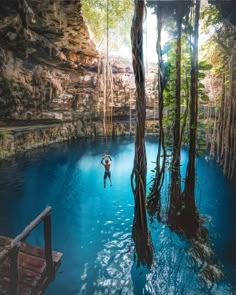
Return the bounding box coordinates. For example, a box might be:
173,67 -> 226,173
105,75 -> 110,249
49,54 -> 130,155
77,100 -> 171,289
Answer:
0,137 -> 235,295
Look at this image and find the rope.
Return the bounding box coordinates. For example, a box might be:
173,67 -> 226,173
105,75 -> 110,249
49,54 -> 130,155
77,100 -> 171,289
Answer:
103,0 -> 114,154
104,0 -> 109,153
106,0 -> 109,151
145,4 -> 148,75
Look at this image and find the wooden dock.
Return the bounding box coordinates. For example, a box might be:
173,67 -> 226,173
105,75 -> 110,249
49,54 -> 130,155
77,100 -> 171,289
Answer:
0,207 -> 63,295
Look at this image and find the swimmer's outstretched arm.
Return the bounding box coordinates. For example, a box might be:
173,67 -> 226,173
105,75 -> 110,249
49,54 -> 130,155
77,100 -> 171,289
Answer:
101,155 -> 106,164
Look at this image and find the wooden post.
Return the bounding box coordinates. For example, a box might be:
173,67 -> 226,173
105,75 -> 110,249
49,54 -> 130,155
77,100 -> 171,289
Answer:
44,213 -> 54,279
12,207 -> 52,244
8,243 -> 20,295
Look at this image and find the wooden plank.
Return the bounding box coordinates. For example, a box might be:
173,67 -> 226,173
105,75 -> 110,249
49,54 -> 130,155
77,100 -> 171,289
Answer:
18,256 -> 62,294
20,242 -> 63,264
0,256 -> 62,295
0,260 -> 10,277
18,284 -> 37,295
0,234 -> 63,295
52,251 -> 63,265
0,261 -> 43,288
1,265 -> 45,289
1,242 -> 62,270
20,243 -> 45,259
18,266 -> 43,288
18,252 -> 46,274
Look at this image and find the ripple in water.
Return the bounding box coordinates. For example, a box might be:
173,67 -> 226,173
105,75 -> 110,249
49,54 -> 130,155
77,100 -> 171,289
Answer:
0,138 -> 235,294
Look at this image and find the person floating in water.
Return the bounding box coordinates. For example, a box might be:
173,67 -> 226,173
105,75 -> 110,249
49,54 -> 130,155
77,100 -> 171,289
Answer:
101,154 -> 112,188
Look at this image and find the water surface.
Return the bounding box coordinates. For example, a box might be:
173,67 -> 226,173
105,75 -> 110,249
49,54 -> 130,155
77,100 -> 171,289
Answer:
0,137 -> 235,294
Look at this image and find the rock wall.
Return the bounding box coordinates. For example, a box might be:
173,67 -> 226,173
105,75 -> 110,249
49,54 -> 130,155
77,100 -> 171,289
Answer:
107,58 -> 157,119
0,121 -> 136,159
0,122 -> 81,158
0,0 -> 99,121
0,0 -> 158,121
0,0 -> 158,159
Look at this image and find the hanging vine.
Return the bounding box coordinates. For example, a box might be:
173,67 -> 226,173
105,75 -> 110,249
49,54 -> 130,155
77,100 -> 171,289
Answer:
167,3 -> 183,227
179,0 -> 200,235
202,3 -> 236,182
147,2 -> 167,221
131,0 -> 153,268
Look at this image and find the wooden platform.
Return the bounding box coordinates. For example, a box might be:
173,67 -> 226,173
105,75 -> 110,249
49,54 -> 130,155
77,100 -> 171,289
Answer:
0,236 -> 63,295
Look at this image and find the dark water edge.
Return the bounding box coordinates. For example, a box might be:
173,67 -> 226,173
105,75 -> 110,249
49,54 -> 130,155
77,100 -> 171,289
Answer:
0,137 -> 235,294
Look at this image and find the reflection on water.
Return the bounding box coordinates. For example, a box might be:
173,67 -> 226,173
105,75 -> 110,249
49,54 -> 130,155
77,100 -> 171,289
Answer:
0,137 -> 235,294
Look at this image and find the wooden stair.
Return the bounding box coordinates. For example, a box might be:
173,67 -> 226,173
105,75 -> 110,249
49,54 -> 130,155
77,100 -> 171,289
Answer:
0,208 -> 63,295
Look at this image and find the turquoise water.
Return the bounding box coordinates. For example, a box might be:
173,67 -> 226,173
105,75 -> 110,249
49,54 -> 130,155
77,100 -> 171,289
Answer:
0,137 -> 235,294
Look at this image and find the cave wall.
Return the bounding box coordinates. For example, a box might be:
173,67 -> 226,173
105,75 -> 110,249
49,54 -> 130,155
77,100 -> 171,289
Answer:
0,0 -> 99,121
0,0 -> 158,122
0,121 -> 132,159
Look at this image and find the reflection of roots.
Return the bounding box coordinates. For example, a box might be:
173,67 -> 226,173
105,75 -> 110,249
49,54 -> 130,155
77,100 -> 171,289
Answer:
132,224 -> 153,268
189,226 -> 224,286
200,264 -> 224,285
167,199 -> 225,287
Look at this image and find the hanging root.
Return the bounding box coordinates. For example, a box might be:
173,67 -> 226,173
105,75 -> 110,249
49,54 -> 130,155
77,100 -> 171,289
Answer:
130,0 -> 154,268
132,222 -> 153,268
147,191 -> 161,222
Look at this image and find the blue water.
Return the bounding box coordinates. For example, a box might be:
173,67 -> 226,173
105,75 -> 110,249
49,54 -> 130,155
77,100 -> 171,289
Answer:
0,137 -> 235,294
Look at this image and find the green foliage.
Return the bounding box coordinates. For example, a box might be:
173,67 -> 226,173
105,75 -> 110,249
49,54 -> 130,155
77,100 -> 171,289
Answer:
161,33 -> 193,146
198,72 -> 206,79
154,12 -> 213,151
0,129 -> 8,141
200,94 -> 209,103
201,5 -> 221,34
197,121 -> 208,156
81,0 -> 133,49
198,61 -> 213,71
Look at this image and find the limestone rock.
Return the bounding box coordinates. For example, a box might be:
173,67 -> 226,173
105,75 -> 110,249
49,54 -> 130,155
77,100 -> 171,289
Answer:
0,0 -> 99,121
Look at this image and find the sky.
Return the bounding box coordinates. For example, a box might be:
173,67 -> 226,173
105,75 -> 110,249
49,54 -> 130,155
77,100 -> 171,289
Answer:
111,7 -> 159,62
110,7 -> 209,64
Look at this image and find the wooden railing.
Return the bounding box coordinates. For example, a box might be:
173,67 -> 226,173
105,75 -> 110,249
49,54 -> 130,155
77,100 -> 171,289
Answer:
0,207 -> 54,295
